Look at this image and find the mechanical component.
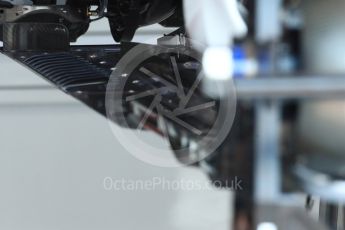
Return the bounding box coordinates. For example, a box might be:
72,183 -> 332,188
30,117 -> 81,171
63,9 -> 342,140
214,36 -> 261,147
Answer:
3,22 -> 70,51
106,45 -> 229,165
2,1 -> 345,229
0,0 -> 183,44
107,0 -> 180,42
0,0 -> 32,7
0,4 -> 90,42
